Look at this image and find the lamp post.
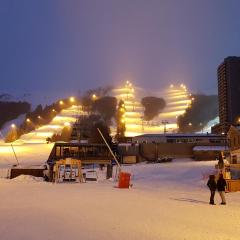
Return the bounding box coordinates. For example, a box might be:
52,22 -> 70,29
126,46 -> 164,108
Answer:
162,120 -> 169,135
92,94 -> 97,101
69,96 -> 75,103
199,122 -> 203,133
221,132 -> 227,152
188,122 -> 193,133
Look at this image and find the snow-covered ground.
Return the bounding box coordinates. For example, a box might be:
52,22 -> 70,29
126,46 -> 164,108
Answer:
0,94 -> 238,240
1,159 -> 240,240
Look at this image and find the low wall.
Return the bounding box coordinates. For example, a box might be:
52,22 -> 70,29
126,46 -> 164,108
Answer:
193,151 -> 220,161
10,168 -> 44,179
140,143 -> 194,160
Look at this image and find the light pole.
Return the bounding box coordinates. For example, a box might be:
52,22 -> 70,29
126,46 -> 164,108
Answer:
221,132 -> 227,152
199,122 -> 203,133
162,120 -> 169,134
92,94 -> 97,101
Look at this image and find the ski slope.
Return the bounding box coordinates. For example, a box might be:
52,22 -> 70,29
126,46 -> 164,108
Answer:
112,82 -> 192,136
18,105 -> 82,144
0,105 -> 82,167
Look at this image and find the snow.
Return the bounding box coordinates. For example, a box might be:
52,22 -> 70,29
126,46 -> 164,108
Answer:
0,113 -> 26,138
17,105 -> 81,144
0,100 -> 240,239
201,116 -> 219,133
0,142 -> 53,168
1,158 -> 240,240
193,145 -> 229,151
10,174 -> 44,183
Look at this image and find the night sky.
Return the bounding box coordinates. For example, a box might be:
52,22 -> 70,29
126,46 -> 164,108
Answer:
1,0 -> 240,97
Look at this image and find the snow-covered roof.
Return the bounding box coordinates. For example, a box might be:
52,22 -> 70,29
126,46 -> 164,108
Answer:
134,133 -> 223,138
193,146 -> 229,151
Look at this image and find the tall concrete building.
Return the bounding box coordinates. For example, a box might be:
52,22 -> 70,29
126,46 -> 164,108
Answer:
212,56 -> 240,134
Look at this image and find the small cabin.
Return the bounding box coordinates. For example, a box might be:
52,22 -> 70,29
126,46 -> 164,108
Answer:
47,142 -> 114,181
48,142 -> 113,165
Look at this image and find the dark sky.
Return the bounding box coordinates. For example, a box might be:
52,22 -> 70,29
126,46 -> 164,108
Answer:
1,0 -> 240,97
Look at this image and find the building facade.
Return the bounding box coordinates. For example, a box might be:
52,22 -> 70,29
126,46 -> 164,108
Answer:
212,56 -> 240,134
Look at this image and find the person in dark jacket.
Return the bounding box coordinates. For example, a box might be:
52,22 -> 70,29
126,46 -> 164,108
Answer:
217,174 -> 227,205
207,175 -> 217,205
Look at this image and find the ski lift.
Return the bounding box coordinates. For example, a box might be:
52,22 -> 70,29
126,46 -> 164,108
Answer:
54,158 -> 83,183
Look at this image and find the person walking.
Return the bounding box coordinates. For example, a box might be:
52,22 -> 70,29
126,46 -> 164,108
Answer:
217,153 -> 225,174
217,173 -> 227,205
207,175 -> 217,205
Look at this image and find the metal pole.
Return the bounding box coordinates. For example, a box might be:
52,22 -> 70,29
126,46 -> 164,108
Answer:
97,128 -> 121,170
0,130 -> 19,165
10,143 -> 19,165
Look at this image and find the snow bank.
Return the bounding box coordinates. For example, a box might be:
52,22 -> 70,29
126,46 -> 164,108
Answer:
11,175 -> 44,183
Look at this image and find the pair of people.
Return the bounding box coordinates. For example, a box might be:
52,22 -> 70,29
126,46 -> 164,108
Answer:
207,174 -> 226,205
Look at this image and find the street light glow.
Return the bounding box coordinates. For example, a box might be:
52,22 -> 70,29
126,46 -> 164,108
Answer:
64,122 -> 71,127
11,124 -> 16,128
70,97 -> 75,103
92,94 -> 97,100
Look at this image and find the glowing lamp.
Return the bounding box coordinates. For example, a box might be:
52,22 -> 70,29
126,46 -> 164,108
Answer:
92,94 -> 97,100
